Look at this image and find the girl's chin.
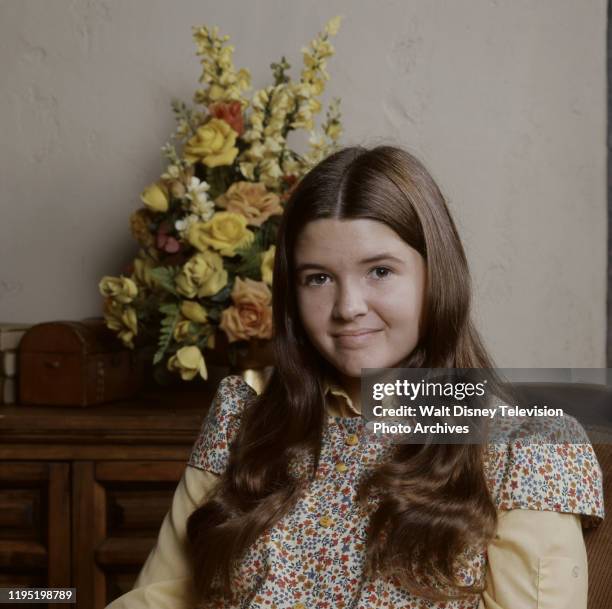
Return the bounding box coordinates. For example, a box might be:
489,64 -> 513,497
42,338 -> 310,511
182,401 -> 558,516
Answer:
331,358 -> 377,378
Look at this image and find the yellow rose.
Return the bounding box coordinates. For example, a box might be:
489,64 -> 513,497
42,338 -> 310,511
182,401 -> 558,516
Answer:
173,320 -> 193,342
167,345 -> 208,381
216,182 -> 283,227
176,251 -> 228,298
99,276 -> 138,304
140,182 -> 169,213
180,301 -> 208,324
103,300 -> 138,349
188,212 -> 254,257
219,277 -> 273,342
260,245 -> 275,286
132,252 -> 157,289
183,118 -> 239,168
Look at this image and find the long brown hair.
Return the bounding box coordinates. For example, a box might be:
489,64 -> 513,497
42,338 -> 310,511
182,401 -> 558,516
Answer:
186,145 -> 498,603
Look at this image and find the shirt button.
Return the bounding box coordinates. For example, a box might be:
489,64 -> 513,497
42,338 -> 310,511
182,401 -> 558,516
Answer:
319,515 -> 333,528
335,461 -> 348,473
345,433 -> 359,446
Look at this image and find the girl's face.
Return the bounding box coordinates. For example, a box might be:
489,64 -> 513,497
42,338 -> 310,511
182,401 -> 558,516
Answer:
294,218 -> 427,380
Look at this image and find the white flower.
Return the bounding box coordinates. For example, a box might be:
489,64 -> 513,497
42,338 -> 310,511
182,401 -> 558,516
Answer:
186,176 -> 210,199
185,177 -> 214,219
175,213 -> 200,237
193,197 -> 215,221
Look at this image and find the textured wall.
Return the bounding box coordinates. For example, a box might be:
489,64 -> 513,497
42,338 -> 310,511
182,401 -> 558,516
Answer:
0,0 -> 606,367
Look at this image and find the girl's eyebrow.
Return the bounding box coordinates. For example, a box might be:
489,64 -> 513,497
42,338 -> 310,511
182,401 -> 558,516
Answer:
295,253 -> 404,273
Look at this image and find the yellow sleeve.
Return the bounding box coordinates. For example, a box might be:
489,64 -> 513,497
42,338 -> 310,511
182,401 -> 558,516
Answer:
479,509 -> 588,609
104,465 -> 221,609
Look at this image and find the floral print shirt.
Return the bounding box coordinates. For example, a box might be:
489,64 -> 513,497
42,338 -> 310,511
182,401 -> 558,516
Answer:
186,375 -> 605,609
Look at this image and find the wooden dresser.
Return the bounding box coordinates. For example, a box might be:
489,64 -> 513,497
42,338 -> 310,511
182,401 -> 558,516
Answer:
0,385 -> 216,609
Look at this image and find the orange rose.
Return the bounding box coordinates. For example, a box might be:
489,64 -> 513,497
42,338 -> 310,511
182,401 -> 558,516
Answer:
208,101 -> 244,137
216,181 -> 283,227
220,277 -> 273,342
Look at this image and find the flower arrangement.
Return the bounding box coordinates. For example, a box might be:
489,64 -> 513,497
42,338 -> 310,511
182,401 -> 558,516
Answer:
99,16 -> 344,382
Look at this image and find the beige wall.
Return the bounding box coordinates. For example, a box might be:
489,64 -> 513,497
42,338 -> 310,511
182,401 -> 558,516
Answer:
0,0 -> 606,367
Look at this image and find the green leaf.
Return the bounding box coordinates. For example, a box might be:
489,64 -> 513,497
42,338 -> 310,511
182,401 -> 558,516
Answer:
153,306 -> 181,365
150,267 -> 181,296
159,302 -> 180,316
207,166 -> 230,200
232,254 -> 263,280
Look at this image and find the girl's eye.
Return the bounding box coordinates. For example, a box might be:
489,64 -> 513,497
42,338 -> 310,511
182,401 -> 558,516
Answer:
304,273 -> 329,286
371,266 -> 393,279
303,267 -> 393,286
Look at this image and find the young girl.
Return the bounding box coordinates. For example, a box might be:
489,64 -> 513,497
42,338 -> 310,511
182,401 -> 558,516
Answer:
106,145 -> 605,609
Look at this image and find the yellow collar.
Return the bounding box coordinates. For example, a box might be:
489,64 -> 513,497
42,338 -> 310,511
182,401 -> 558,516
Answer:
323,377 -> 361,417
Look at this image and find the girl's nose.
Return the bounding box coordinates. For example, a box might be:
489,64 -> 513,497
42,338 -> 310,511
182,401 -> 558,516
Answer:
332,281 -> 368,320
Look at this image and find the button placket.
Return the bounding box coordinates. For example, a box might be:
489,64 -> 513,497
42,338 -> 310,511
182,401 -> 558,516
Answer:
323,423 -> 364,526
315,422 -> 363,531
292,419 -> 372,605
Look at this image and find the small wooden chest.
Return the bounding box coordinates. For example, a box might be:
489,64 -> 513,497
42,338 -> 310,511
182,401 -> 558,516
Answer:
19,318 -> 144,406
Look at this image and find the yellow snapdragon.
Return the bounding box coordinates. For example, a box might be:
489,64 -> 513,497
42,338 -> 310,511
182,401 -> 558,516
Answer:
191,25 -> 251,109
302,97 -> 343,172
237,16 -> 342,189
